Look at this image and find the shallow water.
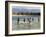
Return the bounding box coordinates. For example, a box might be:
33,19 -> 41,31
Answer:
12,15 -> 40,31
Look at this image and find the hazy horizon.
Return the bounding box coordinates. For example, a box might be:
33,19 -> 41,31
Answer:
12,6 -> 40,13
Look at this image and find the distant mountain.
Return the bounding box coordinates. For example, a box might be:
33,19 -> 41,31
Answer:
12,6 -> 40,13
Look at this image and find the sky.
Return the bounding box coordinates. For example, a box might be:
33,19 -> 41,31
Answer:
12,6 -> 40,13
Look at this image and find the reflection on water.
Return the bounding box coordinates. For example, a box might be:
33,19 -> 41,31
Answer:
12,15 -> 40,30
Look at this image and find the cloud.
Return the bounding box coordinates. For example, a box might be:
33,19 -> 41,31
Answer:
12,6 -> 40,13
